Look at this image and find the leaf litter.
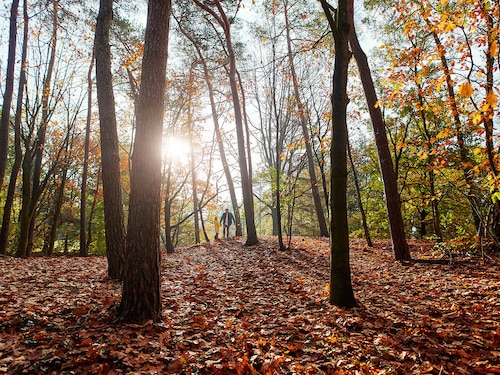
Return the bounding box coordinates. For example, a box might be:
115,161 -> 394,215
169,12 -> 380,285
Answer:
0,237 -> 498,374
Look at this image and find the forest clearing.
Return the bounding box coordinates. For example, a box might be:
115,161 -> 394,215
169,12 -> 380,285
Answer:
0,237 -> 498,374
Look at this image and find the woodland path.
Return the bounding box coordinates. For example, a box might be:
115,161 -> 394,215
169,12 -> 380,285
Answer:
0,237 -> 498,374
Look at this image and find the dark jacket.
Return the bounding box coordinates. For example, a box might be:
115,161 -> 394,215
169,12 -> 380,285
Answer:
220,211 -> 235,226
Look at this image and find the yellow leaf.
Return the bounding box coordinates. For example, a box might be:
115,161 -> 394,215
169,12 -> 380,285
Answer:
473,147 -> 483,156
458,81 -> 473,98
417,151 -> 428,160
445,20 -> 456,32
471,111 -> 482,124
490,39 -> 498,57
486,90 -> 498,108
436,75 -> 446,91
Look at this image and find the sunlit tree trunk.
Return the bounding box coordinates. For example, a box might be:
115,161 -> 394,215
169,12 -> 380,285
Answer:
193,0 -> 258,245
321,0 -> 356,308
177,21 -> 243,237
0,0 -> 19,191
188,66 -> 201,244
0,0 -> 27,255
119,0 -> 171,324
284,0 -> 329,237
348,5 -> 411,262
95,0 -> 126,278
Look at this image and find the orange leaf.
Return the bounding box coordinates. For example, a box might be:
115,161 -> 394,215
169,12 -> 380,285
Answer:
458,81 -> 473,98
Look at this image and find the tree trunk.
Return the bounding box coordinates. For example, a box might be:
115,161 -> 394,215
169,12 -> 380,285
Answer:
188,66 -> 200,244
428,27 -> 481,230
95,0 -> 126,279
415,79 -> 443,242
284,0 -> 329,237
25,0 -> 59,257
321,0 -> 356,308
46,165 -> 68,255
482,11 -> 500,242
16,147 -> 33,258
0,0 -> 27,255
270,40 -> 286,250
80,50 -> 95,257
348,7 -> 411,261
119,0 -> 171,324
0,0 -> 19,191
348,139 -> 373,247
87,167 -> 101,252
193,0 -> 258,246
178,23 -> 243,237
164,161 -> 175,253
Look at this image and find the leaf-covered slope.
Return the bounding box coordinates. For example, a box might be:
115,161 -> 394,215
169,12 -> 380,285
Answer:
0,237 -> 498,374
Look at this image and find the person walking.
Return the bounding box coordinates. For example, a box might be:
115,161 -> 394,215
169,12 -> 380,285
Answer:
214,215 -> 221,240
220,208 -> 235,238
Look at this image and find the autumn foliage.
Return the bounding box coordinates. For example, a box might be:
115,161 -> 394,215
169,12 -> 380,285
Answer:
0,237 -> 498,374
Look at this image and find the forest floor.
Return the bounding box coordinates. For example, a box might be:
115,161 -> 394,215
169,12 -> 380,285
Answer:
0,237 -> 499,375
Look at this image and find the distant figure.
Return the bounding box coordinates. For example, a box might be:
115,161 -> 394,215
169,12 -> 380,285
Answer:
220,208 -> 235,238
214,215 -> 221,240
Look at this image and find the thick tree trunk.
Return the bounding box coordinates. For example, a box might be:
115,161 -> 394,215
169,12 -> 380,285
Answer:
95,0 -> 126,279
284,1 -> 329,237
0,0 -> 19,191
321,0 -> 356,308
348,9 -> 411,262
0,0 -> 27,255
119,0 -> 171,324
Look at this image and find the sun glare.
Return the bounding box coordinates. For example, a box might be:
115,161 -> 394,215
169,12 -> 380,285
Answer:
162,137 -> 191,164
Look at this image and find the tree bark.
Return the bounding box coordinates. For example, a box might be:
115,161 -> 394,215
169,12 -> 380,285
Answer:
0,0 -> 19,191
17,0 -> 58,258
321,0 -> 356,308
95,0 -> 126,278
193,0 -> 258,246
284,0 -> 329,237
80,50 -> 95,257
0,0 -> 27,255
175,15 -> 243,237
347,139 -> 373,247
46,163 -> 68,255
188,76 -> 201,244
428,26 -> 481,230
348,5 -> 411,261
119,0 -> 171,324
